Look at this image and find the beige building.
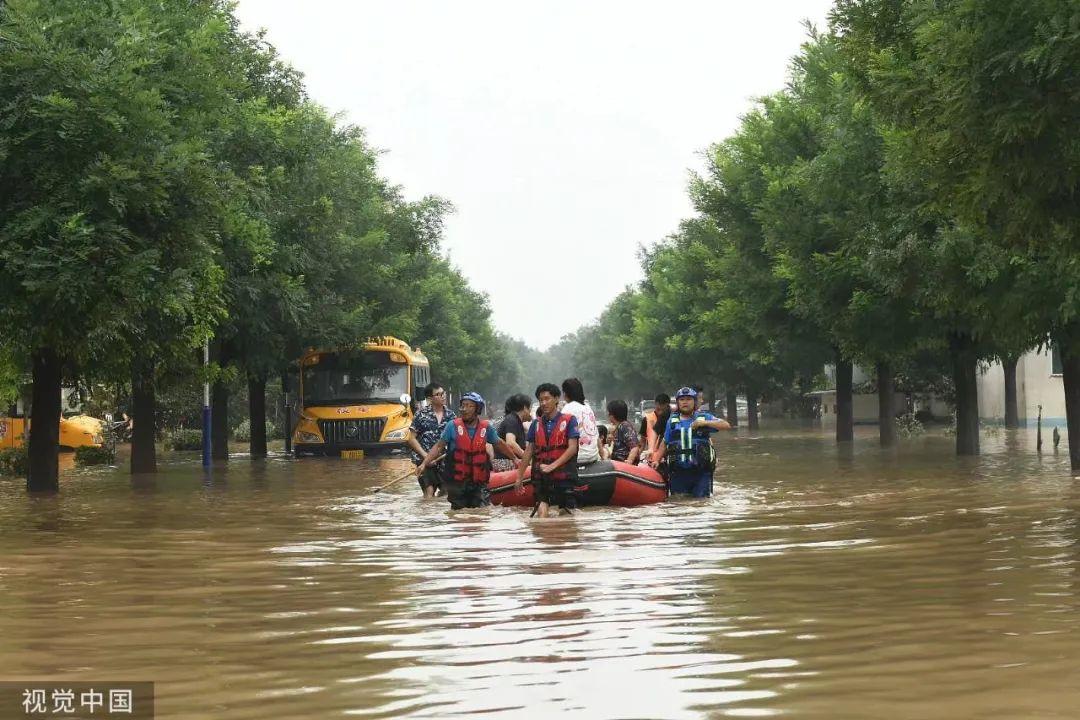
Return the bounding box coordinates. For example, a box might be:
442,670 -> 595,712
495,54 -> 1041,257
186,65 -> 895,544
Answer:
814,364 -> 909,425
816,389 -> 909,425
976,346 -> 1065,426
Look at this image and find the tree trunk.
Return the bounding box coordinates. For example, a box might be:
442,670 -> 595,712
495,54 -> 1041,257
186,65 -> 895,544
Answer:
835,354 -> 854,443
282,371 -> 292,454
950,335 -> 980,456
725,391 -> 738,427
130,355 -> 157,473
1003,356 -> 1019,429
27,347 -> 62,493
248,375 -> 267,458
211,380 -> 229,460
1059,341 -> 1080,472
707,387 -> 717,418
747,392 -> 759,431
877,361 -> 896,448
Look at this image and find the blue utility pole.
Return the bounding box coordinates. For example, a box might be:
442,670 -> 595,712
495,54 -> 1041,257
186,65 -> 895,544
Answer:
202,342 -> 211,468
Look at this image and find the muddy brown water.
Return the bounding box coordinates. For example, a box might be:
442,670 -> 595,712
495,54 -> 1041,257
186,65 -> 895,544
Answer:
1,426 -> 1078,719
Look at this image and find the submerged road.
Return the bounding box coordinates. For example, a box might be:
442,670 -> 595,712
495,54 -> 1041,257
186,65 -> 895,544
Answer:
0,426 -> 1077,719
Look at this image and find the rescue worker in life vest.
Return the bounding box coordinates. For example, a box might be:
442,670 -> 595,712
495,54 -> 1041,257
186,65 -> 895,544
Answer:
514,383 -> 581,517
415,392 -> 517,510
654,386 -> 731,498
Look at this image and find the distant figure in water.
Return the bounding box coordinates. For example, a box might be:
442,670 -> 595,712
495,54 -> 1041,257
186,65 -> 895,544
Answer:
1053,426 -> 1061,451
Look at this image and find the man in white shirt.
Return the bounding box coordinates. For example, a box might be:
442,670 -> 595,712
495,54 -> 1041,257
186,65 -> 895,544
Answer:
560,378 -> 600,465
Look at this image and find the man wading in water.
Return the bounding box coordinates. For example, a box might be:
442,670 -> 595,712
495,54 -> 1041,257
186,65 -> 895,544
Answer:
515,383 -> 580,518
415,392 -> 517,510
406,382 -> 455,498
655,386 -> 731,498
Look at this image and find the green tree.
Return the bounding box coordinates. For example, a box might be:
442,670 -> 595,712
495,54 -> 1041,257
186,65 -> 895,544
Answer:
573,289 -> 659,404
832,0 -> 1066,456
0,0 -> 237,489
763,33 -> 934,445
692,94 -> 833,431
0,349 -> 20,408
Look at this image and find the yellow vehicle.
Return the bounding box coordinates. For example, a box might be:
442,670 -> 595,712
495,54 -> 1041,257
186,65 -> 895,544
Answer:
291,337 -> 431,455
0,404 -> 104,451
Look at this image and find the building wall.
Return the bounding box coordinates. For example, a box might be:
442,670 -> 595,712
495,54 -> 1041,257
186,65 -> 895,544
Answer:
824,364 -> 873,387
819,391 -> 908,425
976,348 -> 1066,426
977,361 -> 1009,421
1019,348 -> 1065,425
914,395 -> 952,419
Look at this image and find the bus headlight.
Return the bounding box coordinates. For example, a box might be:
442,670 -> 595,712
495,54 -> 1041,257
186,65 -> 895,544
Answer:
383,428 -> 408,441
296,431 -> 323,443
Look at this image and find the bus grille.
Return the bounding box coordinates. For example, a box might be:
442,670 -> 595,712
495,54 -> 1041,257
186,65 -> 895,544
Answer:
318,418 -> 387,446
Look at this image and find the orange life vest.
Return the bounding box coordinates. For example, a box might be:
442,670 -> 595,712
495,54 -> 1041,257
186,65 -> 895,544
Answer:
451,418 -> 491,484
533,413 -> 577,482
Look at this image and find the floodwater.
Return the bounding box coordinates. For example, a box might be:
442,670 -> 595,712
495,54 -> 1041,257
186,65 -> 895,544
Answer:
1,426 -> 1079,719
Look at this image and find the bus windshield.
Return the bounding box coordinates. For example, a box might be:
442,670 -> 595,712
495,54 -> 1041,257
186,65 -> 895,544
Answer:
302,351 -> 409,406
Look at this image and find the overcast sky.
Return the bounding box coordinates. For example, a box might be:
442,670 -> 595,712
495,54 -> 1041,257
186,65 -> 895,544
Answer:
234,1 -> 834,350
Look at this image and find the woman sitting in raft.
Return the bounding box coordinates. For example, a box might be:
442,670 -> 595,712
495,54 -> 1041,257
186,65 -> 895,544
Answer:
606,399 -> 641,465
493,393 -> 532,472
559,377 -> 599,465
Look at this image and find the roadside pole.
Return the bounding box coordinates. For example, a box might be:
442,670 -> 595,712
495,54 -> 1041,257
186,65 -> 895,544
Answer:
282,373 -> 292,455
202,342 -> 211,468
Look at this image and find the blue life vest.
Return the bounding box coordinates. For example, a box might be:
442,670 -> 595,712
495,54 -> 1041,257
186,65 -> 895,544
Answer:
667,413 -> 717,471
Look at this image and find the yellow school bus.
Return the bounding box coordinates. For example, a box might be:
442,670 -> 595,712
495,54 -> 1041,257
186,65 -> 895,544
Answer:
291,337 -> 431,455
0,404 -> 104,451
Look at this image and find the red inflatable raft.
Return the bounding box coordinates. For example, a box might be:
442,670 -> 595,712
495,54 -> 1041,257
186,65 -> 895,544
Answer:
489,459 -> 667,507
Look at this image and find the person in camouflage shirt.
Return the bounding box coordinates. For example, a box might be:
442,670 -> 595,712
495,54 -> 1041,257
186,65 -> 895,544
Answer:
406,383 -> 456,497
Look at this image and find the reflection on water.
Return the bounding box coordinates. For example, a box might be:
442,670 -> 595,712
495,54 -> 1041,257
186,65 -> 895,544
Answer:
1,426 -> 1079,719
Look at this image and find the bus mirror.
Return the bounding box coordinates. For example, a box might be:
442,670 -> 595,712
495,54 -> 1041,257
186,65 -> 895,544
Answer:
400,393 -> 411,406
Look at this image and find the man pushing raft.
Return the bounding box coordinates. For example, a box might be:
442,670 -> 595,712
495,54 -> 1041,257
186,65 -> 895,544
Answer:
515,383 -> 582,518
415,392 -> 517,509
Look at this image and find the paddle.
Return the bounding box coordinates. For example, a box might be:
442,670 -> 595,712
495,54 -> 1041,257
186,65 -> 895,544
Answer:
373,454 -> 445,494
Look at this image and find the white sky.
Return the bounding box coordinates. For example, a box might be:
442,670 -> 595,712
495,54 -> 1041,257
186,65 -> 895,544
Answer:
234,1 -> 834,350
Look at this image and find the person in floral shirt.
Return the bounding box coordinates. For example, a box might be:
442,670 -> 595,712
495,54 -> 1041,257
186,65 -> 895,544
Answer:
405,383 -> 455,497
606,399 -> 641,464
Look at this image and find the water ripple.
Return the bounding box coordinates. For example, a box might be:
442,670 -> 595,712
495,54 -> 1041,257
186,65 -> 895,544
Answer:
0,427 -> 1078,718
